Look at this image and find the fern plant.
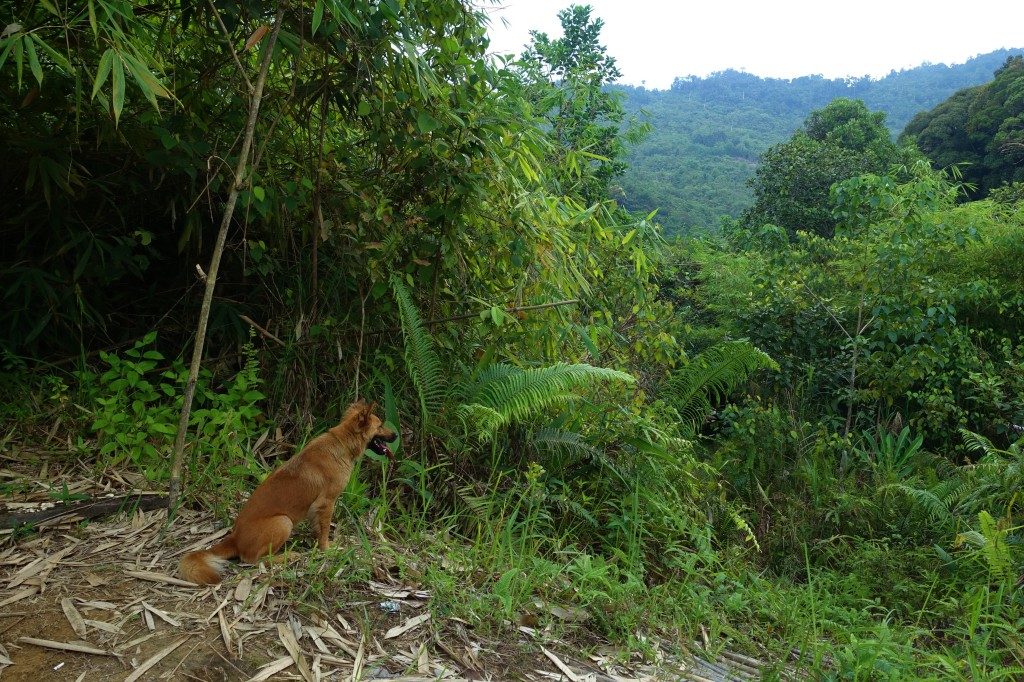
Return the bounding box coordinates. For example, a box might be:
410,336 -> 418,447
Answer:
390,276 -> 635,442
391,275 -> 446,426
663,340 -> 778,434
956,511 -> 1016,581
955,429 -> 1023,518
458,362 -> 635,442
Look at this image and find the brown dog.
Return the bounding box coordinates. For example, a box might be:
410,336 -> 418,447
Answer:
179,400 -> 397,585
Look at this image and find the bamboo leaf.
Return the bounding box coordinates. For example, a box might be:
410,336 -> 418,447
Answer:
0,36 -> 17,71
88,0 -> 98,38
14,34 -> 23,88
92,48 -> 114,100
24,33 -> 42,85
38,0 -> 60,16
122,52 -> 169,109
111,52 -> 125,124
312,0 -> 325,35
31,34 -> 72,73
244,26 -> 269,52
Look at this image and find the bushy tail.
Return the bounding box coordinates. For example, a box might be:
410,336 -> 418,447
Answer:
178,535 -> 238,585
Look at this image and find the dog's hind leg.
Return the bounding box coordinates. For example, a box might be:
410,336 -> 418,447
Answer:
237,515 -> 293,564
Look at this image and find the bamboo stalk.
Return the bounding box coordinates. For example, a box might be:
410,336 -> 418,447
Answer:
168,8 -> 286,509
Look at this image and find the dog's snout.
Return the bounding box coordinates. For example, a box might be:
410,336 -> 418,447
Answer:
381,428 -> 398,443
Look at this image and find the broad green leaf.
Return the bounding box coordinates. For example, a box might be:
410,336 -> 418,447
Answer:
357,99 -> 371,116
416,110 -> 439,134
252,186 -> 265,201
490,306 -> 503,326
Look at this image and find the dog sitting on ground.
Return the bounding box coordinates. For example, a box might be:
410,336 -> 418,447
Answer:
179,400 -> 397,584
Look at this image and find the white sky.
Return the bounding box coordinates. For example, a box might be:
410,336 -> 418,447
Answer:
482,1 -> 1024,89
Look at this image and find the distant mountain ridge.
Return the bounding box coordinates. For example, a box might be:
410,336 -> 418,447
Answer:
616,48 -> 1024,234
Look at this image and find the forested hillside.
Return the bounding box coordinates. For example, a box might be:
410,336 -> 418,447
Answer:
617,49 -> 1023,233
903,55 -> 1024,198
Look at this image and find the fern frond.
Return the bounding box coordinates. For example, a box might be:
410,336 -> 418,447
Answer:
530,427 -> 628,480
549,494 -> 599,529
459,363 -> 520,403
664,340 -> 778,433
456,403 -> 504,438
390,275 -> 445,424
460,362 -> 634,441
959,428 -> 999,458
970,511 -> 1014,580
530,427 -> 602,463
880,483 -> 953,524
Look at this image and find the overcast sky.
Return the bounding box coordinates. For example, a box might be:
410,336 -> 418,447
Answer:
482,1 -> 1024,89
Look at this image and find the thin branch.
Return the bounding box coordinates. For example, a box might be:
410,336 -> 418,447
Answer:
354,284 -> 367,399
240,315 -> 285,347
801,283 -> 853,342
331,298 -> 581,341
416,298 -> 581,329
207,0 -> 254,94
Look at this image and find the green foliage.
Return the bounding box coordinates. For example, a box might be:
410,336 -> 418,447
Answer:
669,149 -> 1024,674
4,1 -> 1023,675
682,167 -> 1024,451
83,333 -> 263,483
86,333 -> 180,475
904,55 -> 1024,198
957,510 -> 1015,581
663,341 -> 777,434
855,426 -> 925,481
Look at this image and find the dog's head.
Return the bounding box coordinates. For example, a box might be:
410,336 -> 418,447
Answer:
346,399 -> 398,462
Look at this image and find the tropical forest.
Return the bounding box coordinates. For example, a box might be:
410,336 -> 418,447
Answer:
0,1 -> 1022,680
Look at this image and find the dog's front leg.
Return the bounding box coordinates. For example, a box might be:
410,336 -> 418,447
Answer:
312,497 -> 336,550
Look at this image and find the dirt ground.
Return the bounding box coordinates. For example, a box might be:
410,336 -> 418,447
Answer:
0,451 -> 768,681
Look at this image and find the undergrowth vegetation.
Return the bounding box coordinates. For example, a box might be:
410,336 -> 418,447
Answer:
2,1 -> 1022,678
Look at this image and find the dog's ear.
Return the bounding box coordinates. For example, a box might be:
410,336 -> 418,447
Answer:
357,400 -> 376,426
367,401 -> 378,416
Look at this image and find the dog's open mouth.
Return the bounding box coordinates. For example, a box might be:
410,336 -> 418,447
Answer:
369,436 -> 395,462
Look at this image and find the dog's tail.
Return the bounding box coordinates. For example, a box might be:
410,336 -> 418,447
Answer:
179,535 -> 238,585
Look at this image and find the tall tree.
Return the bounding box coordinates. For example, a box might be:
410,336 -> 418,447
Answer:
520,5 -> 646,204
742,98 -> 917,238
